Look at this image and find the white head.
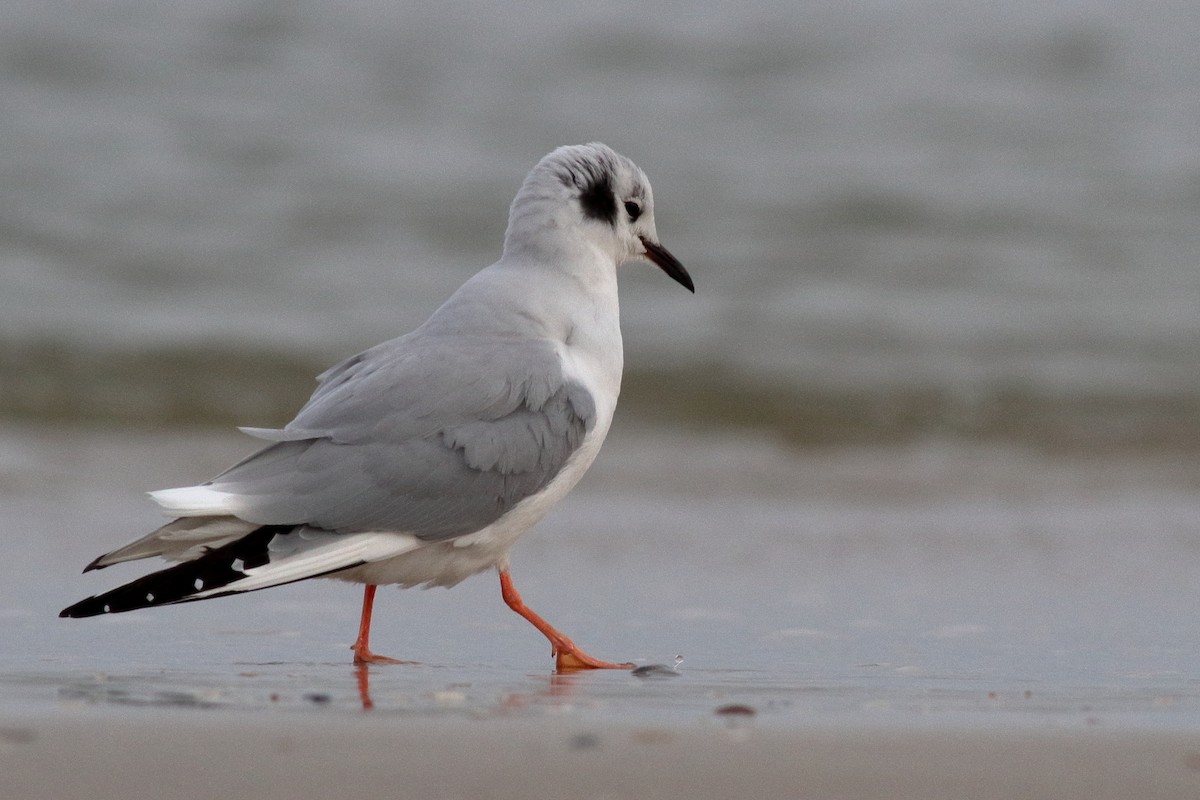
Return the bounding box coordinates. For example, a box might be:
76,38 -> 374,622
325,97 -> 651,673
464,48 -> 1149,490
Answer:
503,143 -> 693,292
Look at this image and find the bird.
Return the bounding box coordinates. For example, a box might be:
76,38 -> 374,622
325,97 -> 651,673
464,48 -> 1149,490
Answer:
60,142 -> 694,671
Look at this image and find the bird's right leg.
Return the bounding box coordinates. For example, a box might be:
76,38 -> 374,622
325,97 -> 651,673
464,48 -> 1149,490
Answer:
350,584 -> 407,665
498,568 -> 634,671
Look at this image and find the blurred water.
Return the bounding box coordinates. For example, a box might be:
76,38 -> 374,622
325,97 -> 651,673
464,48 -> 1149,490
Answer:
2,0 -> 1198,444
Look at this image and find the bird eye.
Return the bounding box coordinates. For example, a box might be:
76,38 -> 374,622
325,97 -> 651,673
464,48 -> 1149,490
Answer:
624,201 -> 642,221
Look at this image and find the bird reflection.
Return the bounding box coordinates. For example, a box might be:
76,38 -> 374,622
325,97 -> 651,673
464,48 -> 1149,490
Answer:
354,661 -> 592,712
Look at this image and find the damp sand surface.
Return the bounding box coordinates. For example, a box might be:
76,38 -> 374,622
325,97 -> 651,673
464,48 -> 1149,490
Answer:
3,423 -> 1200,797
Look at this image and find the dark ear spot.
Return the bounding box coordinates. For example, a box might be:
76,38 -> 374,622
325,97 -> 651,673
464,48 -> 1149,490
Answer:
579,172 -> 617,225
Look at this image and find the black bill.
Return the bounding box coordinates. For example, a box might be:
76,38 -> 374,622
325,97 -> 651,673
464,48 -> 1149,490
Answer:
640,236 -> 694,293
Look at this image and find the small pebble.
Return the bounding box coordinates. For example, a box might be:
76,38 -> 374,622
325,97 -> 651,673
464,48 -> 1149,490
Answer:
631,664 -> 680,678
714,704 -> 756,717
569,732 -> 600,750
0,727 -> 37,746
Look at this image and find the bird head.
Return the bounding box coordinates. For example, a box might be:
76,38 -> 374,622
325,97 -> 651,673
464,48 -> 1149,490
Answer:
504,143 -> 693,292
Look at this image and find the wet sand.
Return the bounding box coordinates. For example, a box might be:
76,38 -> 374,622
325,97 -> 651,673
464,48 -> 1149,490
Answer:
4,710 -> 1200,800
3,423 -> 1200,797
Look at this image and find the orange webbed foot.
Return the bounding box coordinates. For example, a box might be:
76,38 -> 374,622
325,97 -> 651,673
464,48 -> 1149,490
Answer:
554,645 -> 635,671
351,646 -> 413,666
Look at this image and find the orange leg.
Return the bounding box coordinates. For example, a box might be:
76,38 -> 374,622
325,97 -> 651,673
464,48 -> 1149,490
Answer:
350,584 -> 406,665
499,568 -> 633,671
354,663 -> 374,711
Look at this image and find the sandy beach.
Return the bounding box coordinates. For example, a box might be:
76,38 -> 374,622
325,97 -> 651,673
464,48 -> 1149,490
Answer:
3,424 -> 1199,799
3,710 -> 1199,800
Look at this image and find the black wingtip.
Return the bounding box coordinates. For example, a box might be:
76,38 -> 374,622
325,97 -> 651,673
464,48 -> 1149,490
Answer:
59,599 -> 99,618
60,525 -> 289,619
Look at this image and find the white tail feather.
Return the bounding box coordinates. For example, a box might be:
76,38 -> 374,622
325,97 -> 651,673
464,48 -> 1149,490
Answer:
149,485 -> 242,517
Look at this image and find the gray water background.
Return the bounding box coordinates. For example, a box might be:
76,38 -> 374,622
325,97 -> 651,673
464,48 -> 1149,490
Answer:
3,0 -> 1198,443
2,0 -> 1200,727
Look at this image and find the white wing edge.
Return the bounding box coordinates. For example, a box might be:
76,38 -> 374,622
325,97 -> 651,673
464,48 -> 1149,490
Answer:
191,530 -> 422,598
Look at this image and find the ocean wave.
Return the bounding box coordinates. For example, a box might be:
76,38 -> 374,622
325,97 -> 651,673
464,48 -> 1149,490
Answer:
3,340 -> 1196,451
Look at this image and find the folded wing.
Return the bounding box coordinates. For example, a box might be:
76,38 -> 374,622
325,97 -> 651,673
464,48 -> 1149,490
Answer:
88,331 -> 595,571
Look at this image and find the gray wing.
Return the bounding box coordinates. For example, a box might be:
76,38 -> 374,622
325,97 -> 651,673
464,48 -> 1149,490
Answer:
206,331 -> 596,540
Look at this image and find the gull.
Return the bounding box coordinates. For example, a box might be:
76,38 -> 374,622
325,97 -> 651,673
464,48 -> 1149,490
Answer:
60,143 -> 693,671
